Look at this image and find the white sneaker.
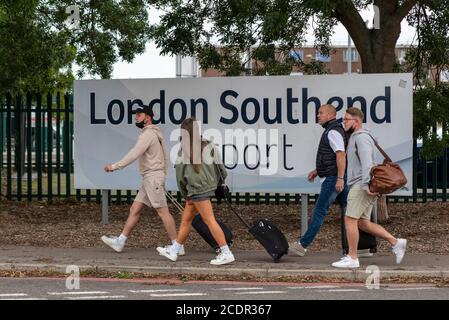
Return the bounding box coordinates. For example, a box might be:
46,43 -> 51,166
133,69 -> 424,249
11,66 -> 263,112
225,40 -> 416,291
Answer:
289,242 -> 307,257
331,255 -> 360,269
392,238 -> 407,264
157,246 -> 178,262
101,235 -> 124,253
157,245 -> 185,256
210,252 -> 235,265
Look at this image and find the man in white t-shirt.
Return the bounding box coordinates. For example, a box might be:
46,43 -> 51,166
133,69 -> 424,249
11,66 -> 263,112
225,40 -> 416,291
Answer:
290,104 -> 349,256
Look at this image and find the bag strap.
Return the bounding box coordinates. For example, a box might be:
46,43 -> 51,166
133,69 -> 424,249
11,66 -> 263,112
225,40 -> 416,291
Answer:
355,133 -> 392,163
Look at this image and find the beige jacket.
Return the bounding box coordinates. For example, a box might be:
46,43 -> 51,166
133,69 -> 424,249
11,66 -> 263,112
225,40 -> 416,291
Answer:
111,125 -> 168,176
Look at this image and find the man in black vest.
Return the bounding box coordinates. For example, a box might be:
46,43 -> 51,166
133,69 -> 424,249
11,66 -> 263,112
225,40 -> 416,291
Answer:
290,104 -> 349,256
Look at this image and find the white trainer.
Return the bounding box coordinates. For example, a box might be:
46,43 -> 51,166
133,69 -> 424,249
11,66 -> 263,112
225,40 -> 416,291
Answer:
392,238 -> 407,264
101,235 -> 124,253
157,245 -> 185,256
289,242 -> 307,257
157,246 -> 178,262
331,255 -> 360,269
210,252 -> 235,265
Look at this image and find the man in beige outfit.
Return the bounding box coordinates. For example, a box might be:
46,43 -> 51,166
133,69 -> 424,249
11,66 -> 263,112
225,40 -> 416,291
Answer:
102,105 -> 183,254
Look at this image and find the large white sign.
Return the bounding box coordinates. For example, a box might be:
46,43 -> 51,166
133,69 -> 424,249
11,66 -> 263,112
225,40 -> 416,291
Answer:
74,74 -> 413,195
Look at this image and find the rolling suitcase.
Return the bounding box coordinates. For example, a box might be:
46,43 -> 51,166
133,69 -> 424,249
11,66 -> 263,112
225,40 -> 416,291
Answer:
223,195 -> 289,262
166,192 -> 233,252
341,205 -> 377,255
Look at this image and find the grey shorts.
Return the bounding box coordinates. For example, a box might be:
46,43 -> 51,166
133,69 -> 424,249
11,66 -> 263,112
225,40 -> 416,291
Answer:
190,190 -> 215,203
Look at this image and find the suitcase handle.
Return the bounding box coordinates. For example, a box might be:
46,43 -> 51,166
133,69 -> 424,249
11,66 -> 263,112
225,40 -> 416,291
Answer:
165,192 -> 184,214
214,162 -> 252,229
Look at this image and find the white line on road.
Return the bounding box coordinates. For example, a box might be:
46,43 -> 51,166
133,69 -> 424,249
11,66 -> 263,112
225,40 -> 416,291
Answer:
235,291 -> 286,295
321,289 -> 362,293
0,293 -> 28,297
214,287 -> 264,291
48,291 -> 109,296
0,298 -> 47,300
287,286 -> 340,289
129,289 -> 187,293
384,287 -> 437,291
150,293 -> 208,297
67,295 -> 126,300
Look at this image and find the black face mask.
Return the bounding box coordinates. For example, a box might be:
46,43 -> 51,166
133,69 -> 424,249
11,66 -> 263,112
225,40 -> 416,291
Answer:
135,120 -> 145,129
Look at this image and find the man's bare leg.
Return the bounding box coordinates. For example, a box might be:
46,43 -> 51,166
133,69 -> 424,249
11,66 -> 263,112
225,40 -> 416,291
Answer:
122,201 -> 145,237
155,206 -> 178,241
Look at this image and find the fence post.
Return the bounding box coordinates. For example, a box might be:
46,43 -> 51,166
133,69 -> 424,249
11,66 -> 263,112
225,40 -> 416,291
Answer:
64,93 -> 71,198
413,138 -> 418,203
15,94 -> 25,200
102,189 -> 109,225
442,124 -> 447,202
56,92 -> 61,197
26,93 -> 32,201
36,94 -> 43,200
47,93 -> 53,202
301,194 -> 308,236
0,101 -> 3,197
6,93 -> 12,200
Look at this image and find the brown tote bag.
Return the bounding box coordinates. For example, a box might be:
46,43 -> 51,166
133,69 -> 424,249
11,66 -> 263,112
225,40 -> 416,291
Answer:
356,134 -> 407,195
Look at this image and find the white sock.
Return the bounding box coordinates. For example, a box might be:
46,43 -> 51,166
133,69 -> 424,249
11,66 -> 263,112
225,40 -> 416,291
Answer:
118,234 -> 127,244
171,241 -> 182,254
392,240 -> 399,248
220,245 -> 231,255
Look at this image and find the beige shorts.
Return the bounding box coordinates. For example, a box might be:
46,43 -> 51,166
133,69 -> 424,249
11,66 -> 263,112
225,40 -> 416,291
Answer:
345,184 -> 377,220
134,171 -> 167,209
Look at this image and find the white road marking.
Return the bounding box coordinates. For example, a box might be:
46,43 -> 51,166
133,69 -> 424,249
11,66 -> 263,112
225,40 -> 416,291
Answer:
67,295 -> 126,300
48,291 -> 109,296
0,298 -> 47,300
322,289 -> 362,292
129,289 -> 187,293
287,286 -> 340,289
150,293 -> 208,297
384,287 -> 437,291
214,287 -> 264,291
235,291 -> 286,295
0,293 -> 28,297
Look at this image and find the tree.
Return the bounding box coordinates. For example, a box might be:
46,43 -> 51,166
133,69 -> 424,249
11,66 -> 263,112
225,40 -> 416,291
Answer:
0,0 -> 151,93
148,0 -> 421,74
149,0 -> 449,157
0,0 -> 74,93
405,1 -> 449,158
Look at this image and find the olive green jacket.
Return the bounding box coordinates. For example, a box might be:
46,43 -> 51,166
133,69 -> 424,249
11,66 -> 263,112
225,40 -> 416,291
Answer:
175,141 -> 228,198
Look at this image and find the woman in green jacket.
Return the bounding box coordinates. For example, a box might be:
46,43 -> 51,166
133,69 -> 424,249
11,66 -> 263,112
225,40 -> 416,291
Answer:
157,118 -> 235,265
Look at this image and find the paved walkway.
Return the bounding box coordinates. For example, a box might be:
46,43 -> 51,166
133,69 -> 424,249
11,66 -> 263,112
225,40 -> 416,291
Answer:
1,246 -> 448,281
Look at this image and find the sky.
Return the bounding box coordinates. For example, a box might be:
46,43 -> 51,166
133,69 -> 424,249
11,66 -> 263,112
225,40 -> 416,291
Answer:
110,8 -> 418,80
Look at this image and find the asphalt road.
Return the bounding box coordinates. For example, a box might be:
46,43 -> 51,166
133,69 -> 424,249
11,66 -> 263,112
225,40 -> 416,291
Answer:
0,277 -> 448,301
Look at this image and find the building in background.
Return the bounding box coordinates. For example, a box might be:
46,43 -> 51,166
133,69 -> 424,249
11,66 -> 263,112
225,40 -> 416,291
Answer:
199,45 -> 413,77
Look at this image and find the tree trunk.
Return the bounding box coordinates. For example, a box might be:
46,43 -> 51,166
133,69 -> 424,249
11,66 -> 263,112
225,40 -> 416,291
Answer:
357,21 -> 401,73
334,0 -> 408,73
